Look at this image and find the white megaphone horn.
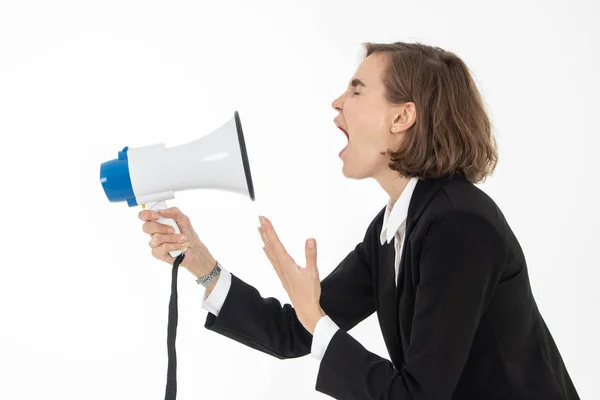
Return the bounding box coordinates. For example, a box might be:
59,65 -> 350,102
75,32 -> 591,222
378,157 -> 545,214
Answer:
99,110 -> 255,257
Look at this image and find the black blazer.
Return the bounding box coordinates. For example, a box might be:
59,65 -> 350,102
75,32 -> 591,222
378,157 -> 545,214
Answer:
203,173 -> 580,400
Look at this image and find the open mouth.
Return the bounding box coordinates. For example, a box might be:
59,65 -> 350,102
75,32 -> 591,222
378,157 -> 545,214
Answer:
337,125 -> 349,158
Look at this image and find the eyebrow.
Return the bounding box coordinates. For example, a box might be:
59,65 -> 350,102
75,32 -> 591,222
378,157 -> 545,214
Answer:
350,78 -> 366,87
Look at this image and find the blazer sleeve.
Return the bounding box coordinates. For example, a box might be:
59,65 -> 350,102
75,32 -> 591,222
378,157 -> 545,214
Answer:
202,219 -> 378,359
315,210 -> 506,400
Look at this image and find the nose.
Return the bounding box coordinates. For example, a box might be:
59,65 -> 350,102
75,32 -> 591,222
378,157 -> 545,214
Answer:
331,92 -> 344,111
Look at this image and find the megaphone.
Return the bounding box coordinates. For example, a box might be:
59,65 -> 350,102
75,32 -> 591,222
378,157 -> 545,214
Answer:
100,110 -> 255,257
100,110 -> 256,400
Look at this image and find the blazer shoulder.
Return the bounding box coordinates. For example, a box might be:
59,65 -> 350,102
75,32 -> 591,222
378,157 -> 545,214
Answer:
422,177 -> 506,237
441,178 -> 502,218
415,209 -> 508,272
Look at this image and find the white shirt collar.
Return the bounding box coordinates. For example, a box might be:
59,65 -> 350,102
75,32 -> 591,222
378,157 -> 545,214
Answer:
380,177 -> 419,245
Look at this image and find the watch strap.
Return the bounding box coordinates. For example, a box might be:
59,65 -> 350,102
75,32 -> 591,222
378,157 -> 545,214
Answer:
196,260 -> 221,288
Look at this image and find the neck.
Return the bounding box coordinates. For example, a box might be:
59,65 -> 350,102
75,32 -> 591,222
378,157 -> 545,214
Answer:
374,168 -> 411,205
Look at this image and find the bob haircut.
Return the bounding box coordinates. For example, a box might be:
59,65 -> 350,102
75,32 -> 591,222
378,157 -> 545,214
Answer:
362,42 -> 498,184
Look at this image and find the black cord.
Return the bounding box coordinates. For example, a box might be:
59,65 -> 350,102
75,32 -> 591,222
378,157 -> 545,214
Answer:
165,253 -> 185,400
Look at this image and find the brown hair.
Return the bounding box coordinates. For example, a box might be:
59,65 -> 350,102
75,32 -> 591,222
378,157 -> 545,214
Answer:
362,41 -> 498,184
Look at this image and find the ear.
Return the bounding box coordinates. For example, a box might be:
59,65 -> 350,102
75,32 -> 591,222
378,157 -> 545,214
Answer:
391,102 -> 417,132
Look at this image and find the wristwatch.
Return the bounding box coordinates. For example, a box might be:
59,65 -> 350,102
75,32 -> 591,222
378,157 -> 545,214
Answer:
196,260 -> 221,288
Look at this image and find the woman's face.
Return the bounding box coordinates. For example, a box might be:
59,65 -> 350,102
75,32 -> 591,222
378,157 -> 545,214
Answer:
332,53 -> 408,180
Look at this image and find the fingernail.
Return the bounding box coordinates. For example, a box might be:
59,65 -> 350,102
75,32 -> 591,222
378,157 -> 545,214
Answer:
168,227 -> 175,233
308,239 -> 315,248
178,235 -> 186,241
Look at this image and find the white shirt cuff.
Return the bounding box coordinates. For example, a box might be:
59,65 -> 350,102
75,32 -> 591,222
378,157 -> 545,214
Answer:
311,315 -> 339,361
200,266 -> 232,316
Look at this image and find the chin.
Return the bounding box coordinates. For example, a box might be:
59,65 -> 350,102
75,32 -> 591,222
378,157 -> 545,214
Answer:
341,162 -> 371,180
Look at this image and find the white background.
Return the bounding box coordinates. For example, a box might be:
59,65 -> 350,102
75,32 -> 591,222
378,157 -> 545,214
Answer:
0,0 -> 598,399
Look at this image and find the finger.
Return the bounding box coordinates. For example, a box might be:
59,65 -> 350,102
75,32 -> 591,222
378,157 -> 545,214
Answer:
148,233 -> 188,248
262,245 -> 276,268
139,210 -> 160,221
151,246 -> 175,264
158,207 -> 191,226
259,227 -> 278,266
260,217 -> 291,263
259,225 -> 285,270
305,238 -> 317,269
258,227 -> 285,275
262,246 -> 287,288
151,241 -> 189,260
142,221 -> 176,235
305,238 -> 320,280
157,207 -> 195,237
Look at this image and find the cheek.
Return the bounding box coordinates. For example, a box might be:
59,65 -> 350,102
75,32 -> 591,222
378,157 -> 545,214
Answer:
353,120 -> 386,151
346,100 -> 387,151
355,105 -> 385,140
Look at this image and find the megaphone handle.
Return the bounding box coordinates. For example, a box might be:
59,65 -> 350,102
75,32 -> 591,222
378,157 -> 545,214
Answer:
145,200 -> 184,258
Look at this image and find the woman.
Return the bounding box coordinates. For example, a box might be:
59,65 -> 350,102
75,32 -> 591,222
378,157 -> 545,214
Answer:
139,42 -> 580,400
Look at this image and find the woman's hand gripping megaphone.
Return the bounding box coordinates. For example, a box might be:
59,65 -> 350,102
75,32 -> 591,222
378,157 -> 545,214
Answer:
138,202 -> 218,279
144,201 -> 185,258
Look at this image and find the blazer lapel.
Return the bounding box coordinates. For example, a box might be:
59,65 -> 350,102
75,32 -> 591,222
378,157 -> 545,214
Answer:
398,174 -> 456,314
377,236 -> 402,369
381,173 -> 459,368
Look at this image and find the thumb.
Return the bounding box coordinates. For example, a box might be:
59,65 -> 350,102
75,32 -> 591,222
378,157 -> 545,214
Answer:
305,238 -> 318,273
158,207 -> 192,233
